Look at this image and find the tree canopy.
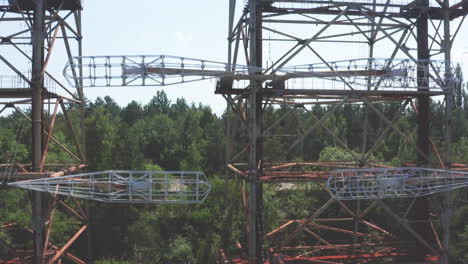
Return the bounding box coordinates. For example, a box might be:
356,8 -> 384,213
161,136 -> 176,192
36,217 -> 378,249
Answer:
1,81 -> 468,263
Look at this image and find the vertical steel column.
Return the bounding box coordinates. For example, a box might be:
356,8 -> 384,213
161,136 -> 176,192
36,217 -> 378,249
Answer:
417,1 -> 430,164
228,0 -> 236,67
413,0 -> 431,261
77,10 -> 86,164
254,4 -> 263,262
441,1 -> 452,263
247,0 -> 263,263
31,1 -> 46,263
75,9 -> 93,262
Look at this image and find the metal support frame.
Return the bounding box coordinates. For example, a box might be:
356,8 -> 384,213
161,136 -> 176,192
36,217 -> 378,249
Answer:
0,1 -> 86,263
441,1 -> 454,264
31,1 -> 46,263
247,1 -> 263,263
221,0 -> 467,263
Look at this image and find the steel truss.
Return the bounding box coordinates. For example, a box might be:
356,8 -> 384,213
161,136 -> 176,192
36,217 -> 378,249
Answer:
221,0 -> 467,263
65,55 -> 455,93
0,1 -> 87,263
9,170 -> 211,204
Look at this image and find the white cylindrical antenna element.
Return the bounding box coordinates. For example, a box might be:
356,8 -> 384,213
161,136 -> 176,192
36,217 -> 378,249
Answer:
9,170 -> 211,204
327,167 -> 468,200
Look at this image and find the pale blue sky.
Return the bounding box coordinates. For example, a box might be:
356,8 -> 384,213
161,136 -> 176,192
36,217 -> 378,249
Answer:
78,0 -> 233,114
78,0 -> 467,115
2,0 -> 468,115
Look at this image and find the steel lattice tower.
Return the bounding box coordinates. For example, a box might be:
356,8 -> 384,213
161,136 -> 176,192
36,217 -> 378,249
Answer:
0,1 -> 88,263
221,0 -> 468,263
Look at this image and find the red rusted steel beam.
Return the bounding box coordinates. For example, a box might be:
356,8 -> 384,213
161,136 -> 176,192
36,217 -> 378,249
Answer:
57,200 -> 87,223
0,223 -> 17,229
452,163 -> 467,168
302,228 -> 339,253
361,220 -> 394,237
276,242 -> 412,251
355,248 -> 397,264
296,220 -> 384,240
71,198 -> 87,221
263,171 -> 330,176
286,257 -> 341,264
0,259 -> 25,264
267,220 -> 295,237
430,220 -> 443,250
283,252 -> 405,261
59,100 -> 85,161
260,171 -> 332,182
313,218 -> 354,222
266,218 -> 354,237
283,252 -> 440,262
13,163 -> 28,172
48,225 -> 87,264
64,252 -> 86,264
226,250 -> 439,264
0,164 -> 82,168
280,196 -> 337,247
40,99 -> 60,171
227,163 -> 248,176
14,250 -> 56,256
49,164 -> 87,178
43,196 -> 58,258
1,224 -> 86,264
267,162 -> 358,170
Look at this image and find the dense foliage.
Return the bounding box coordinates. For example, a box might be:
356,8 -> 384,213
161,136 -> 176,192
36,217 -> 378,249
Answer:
1,77 -> 468,263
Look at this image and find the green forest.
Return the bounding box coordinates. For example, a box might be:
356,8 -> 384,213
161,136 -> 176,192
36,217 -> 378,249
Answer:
1,73 -> 468,263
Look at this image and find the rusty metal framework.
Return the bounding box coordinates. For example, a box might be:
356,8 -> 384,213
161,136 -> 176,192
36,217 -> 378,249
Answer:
221,0 -> 468,264
0,0 -> 87,263
9,171 -> 211,204
1,0 -> 467,264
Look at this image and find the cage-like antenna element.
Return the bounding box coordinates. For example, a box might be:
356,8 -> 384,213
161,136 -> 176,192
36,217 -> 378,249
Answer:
9,171 -> 211,204
327,167 -> 468,200
63,55 -> 454,91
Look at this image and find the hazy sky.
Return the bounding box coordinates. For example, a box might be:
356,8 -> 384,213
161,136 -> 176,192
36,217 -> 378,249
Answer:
74,1 -> 468,115
77,0 -> 235,115
2,0 -> 468,115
